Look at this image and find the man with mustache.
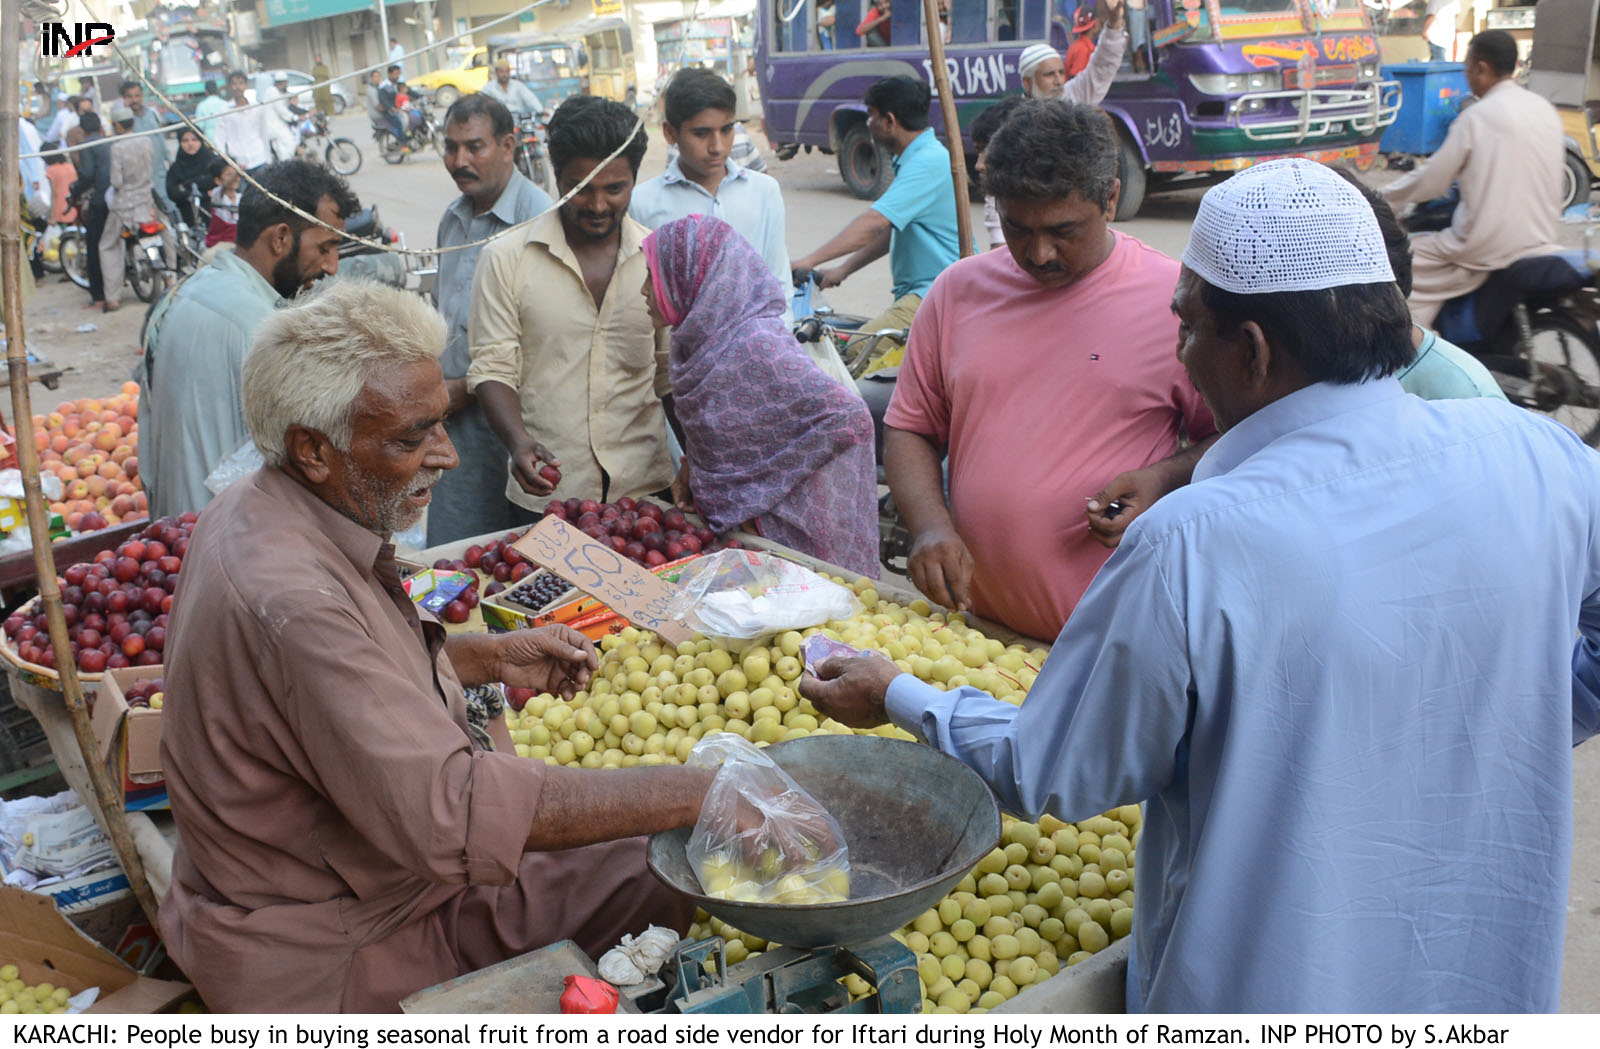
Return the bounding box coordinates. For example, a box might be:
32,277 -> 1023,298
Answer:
138,159 -> 358,517
885,100 -> 1214,641
159,280 -> 704,1011
428,93 -> 552,545
470,95 -> 673,510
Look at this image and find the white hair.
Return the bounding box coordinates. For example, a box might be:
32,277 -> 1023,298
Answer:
242,279 -> 446,468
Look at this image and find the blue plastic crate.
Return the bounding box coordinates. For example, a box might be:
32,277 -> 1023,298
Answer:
1380,62 -> 1470,155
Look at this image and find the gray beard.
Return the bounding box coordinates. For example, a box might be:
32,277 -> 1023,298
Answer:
341,464 -> 444,534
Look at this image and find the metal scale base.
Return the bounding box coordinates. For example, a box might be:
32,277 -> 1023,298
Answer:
638,936 -> 921,1015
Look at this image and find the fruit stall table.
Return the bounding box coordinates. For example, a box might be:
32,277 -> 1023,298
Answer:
416,525 -> 1132,1014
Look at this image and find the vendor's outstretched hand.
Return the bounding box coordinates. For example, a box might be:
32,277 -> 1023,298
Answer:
799,653 -> 901,728
496,625 -> 597,699
1085,466 -> 1162,549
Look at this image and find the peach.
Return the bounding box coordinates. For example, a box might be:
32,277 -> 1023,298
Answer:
65,480 -> 90,501
66,511 -> 84,529
125,456 -> 138,481
55,466 -> 78,483
49,434 -> 68,453
131,490 -> 147,511
121,381 -> 139,397
93,431 -> 119,452
85,476 -> 108,498
97,462 -> 121,481
111,444 -> 133,465
110,494 -> 134,516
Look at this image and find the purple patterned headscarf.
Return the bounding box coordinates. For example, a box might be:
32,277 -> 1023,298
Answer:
644,216 -> 880,577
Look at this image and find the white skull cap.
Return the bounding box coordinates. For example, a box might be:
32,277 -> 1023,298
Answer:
1018,44 -> 1059,79
1181,157 -> 1395,295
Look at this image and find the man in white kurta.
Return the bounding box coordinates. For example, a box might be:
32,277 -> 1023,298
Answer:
1382,29 -> 1564,325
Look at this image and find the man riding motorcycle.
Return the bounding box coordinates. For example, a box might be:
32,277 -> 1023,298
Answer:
1381,29 -> 1565,325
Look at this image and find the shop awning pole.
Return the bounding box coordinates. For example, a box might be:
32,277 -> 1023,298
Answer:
922,0 -> 973,258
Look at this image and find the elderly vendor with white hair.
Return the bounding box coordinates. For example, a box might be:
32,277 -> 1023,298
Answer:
982,1 -> 1128,249
804,158 -> 1600,1011
157,280 -> 735,1013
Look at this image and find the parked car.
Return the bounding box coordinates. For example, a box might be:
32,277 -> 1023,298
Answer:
255,69 -> 353,115
407,46 -> 490,108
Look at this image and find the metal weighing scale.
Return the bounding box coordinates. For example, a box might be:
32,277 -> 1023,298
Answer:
640,735 -> 1002,1015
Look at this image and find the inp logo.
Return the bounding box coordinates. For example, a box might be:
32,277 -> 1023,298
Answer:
39,23 -> 116,59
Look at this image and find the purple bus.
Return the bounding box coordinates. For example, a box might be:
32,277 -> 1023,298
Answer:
757,0 -> 1399,217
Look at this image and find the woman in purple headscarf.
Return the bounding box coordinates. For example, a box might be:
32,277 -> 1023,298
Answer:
641,215 -> 880,578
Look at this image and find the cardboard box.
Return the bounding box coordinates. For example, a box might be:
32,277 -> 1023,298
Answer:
0,884 -> 191,1012
88,666 -> 167,810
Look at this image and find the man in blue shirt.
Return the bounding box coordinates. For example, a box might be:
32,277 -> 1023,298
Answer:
428,94 -> 553,545
791,75 -> 962,373
804,159 -> 1600,1011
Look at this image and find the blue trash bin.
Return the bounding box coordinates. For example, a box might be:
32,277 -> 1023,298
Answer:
1380,62 -> 1470,155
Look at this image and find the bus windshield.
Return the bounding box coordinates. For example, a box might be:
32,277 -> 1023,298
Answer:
151,32 -> 230,89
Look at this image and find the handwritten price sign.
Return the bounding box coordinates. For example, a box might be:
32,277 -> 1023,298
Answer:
512,517 -> 694,645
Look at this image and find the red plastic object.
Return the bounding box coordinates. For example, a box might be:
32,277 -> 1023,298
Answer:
560,974 -> 619,1014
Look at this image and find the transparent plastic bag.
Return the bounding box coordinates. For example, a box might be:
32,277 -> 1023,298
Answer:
664,550 -> 861,643
204,441 -> 263,496
685,733 -> 850,905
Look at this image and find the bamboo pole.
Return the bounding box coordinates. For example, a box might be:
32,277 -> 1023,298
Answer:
2,0 -> 163,930
922,0 -> 974,258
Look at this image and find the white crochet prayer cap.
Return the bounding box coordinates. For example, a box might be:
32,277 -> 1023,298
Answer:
1018,44 -> 1059,79
1181,158 -> 1395,295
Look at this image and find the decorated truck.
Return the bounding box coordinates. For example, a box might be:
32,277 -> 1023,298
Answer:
758,0 -> 1399,216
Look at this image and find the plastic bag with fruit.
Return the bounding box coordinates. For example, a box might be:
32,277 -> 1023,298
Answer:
685,733 -> 850,905
664,549 -> 861,644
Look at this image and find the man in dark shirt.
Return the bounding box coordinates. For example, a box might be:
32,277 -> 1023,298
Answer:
67,111 -> 112,308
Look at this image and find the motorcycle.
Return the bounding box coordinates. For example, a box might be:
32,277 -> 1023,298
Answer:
371,91 -> 445,165
336,203 -> 413,289
295,110 -> 363,176
1406,202 -> 1600,446
513,112 -> 553,195
119,215 -> 176,304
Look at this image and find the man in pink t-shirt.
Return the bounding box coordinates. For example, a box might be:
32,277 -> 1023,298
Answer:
885,101 -> 1215,642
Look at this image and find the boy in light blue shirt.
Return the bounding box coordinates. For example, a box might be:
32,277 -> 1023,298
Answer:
630,68 -> 792,323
